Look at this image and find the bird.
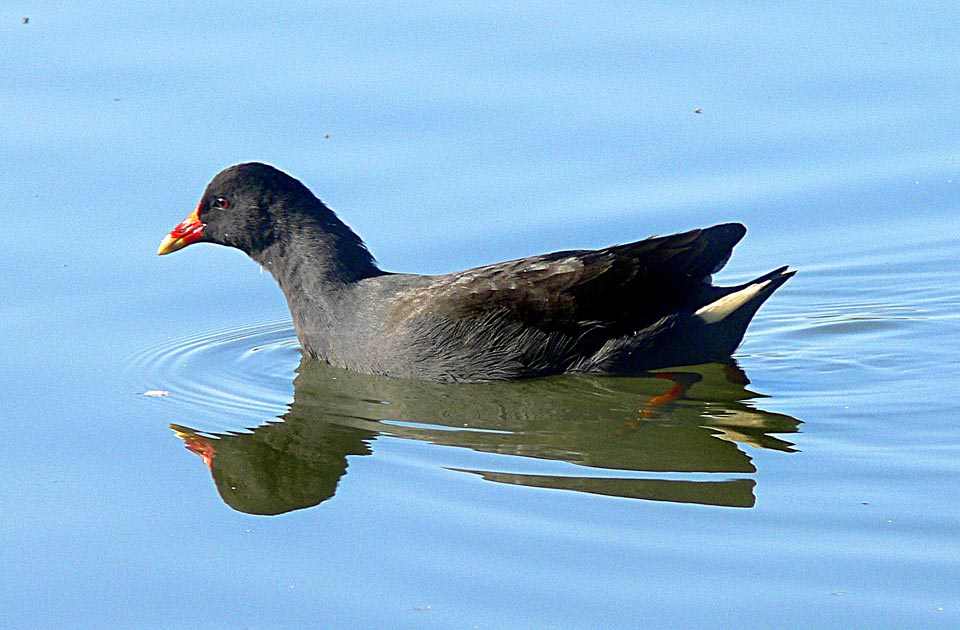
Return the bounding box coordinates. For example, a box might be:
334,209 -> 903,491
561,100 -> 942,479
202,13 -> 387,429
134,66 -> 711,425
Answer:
158,162 -> 794,383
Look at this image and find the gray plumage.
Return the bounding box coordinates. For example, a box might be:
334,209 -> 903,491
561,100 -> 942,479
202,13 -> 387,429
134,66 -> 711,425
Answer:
159,162 -> 794,382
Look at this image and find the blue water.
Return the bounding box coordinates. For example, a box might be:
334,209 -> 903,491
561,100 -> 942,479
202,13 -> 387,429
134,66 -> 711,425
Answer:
3,4 -> 959,628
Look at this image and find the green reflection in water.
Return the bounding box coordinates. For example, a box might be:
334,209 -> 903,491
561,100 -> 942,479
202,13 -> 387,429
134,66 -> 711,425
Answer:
172,359 -> 800,514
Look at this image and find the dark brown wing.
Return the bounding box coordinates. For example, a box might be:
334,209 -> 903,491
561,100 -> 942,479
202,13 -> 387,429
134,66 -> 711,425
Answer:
391,223 -> 746,338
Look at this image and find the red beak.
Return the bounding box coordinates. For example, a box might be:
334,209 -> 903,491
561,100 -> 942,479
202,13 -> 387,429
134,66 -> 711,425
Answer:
157,203 -> 205,255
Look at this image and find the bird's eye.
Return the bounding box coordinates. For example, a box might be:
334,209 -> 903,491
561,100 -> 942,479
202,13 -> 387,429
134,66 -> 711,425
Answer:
213,196 -> 230,209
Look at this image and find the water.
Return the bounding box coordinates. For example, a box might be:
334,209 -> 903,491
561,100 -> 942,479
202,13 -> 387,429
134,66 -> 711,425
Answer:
3,4 -> 960,628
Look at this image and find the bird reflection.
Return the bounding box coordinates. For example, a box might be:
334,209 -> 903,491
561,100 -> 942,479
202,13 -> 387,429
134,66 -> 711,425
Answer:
171,358 -> 800,515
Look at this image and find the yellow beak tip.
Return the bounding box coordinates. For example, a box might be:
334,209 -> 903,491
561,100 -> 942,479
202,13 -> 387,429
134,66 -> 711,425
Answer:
157,235 -> 184,256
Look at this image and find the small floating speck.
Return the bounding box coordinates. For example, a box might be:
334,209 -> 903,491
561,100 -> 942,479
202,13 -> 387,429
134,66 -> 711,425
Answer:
142,389 -> 171,397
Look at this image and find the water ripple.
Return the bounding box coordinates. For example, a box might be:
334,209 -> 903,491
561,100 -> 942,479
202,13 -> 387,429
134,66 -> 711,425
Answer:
131,320 -> 300,432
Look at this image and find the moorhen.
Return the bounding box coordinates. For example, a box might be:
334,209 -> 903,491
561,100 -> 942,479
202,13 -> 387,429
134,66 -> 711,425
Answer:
158,162 -> 794,382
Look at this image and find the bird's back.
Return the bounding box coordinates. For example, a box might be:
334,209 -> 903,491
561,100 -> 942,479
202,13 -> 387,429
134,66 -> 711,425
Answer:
334,224 -> 755,382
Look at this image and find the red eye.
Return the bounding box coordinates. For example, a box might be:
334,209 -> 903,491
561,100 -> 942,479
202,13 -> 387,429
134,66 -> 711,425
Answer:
214,196 -> 230,209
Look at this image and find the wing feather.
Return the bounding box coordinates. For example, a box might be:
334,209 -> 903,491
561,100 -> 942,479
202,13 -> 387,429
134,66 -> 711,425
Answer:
389,223 -> 746,340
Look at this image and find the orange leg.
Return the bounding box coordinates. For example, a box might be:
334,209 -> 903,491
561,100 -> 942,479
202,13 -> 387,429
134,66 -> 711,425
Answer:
648,371 -> 703,404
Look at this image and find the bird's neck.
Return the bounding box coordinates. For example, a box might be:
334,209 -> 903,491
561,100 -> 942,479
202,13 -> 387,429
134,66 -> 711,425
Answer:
256,218 -> 379,281
252,218 -> 382,357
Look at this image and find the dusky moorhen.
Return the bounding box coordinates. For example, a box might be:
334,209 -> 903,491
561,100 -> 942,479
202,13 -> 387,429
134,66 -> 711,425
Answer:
159,162 -> 793,382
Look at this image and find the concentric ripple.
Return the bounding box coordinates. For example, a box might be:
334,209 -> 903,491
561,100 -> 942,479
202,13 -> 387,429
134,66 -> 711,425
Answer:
131,320 -> 301,433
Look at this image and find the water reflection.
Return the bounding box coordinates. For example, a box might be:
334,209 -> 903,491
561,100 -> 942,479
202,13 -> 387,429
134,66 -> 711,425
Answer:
171,359 -> 800,514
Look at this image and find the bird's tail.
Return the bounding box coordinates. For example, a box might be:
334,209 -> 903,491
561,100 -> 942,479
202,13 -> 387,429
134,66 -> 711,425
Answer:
694,266 -> 795,353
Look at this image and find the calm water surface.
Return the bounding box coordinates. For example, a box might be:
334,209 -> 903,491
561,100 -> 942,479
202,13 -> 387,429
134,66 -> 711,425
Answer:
3,3 -> 959,628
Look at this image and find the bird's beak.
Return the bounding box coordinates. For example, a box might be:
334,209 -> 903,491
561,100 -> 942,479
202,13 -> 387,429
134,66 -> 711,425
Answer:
158,204 -> 205,255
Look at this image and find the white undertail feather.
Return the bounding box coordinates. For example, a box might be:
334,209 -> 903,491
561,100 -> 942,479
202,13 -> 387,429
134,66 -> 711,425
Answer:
695,280 -> 772,324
